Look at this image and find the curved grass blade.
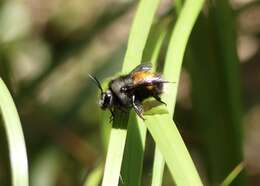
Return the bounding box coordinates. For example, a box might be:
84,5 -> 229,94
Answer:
101,0 -> 161,185
150,1 -> 183,185
221,162 -> 244,186
0,79 -> 28,186
146,114 -> 202,185
146,0 -> 205,185
119,113 -> 146,186
162,0 -> 205,111
101,111 -> 129,186
122,0 -> 161,72
120,13 -> 170,186
142,18 -> 171,186
84,162 -> 104,186
151,147 -> 165,186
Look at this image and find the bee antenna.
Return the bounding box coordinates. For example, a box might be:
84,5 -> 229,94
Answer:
88,74 -> 104,93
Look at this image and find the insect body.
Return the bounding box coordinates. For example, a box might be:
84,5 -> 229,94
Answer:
89,64 -> 168,120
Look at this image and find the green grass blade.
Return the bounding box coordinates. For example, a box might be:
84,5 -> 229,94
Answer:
175,0 -> 184,14
150,1 -> 184,185
221,162 -> 244,186
147,0 -> 205,185
142,17 -> 170,65
119,114 -> 146,186
84,162 -> 104,186
151,147 -> 165,186
122,0 -> 161,72
101,0 -> 161,185
120,14 -> 170,186
163,0 -> 205,112
145,19 -> 170,186
101,111 -> 129,186
146,114 -> 202,185
120,5 -> 170,185
0,79 -> 28,186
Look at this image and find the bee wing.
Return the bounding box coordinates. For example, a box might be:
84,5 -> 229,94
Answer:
130,63 -> 152,74
123,75 -> 168,92
135,75 -> 169,85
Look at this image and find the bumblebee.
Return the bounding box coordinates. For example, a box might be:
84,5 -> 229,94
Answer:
89,64 -> 168,120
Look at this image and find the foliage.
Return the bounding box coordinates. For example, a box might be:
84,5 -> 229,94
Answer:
1,0 -> 259,185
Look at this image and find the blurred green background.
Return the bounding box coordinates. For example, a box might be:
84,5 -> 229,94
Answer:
0,0 -> 260,185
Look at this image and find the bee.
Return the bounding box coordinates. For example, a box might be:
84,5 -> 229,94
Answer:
89,64 -> 168,120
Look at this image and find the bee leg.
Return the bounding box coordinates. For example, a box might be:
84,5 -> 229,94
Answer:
132,95 -> 145,120
153,95 -> 167,105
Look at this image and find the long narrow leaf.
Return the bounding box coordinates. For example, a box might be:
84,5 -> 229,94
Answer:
120,114 -> 146,186
146,114 -> 202,185
122,0 -> 161,72
151,1 -> 183,185
145,19 -> 170,186
146,0 -> 205,185
101,111 -> 129,186
0,79 -> 28,186
120,14 -> 169,186
163,0 -> 205,112
84,162 -> 104,186
151,147 -> 165,186
221,162 -> 244,186
101,0 -> 160,185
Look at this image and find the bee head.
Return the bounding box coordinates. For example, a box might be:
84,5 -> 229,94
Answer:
99,90 -> 113,109
89,74 -> 113,109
